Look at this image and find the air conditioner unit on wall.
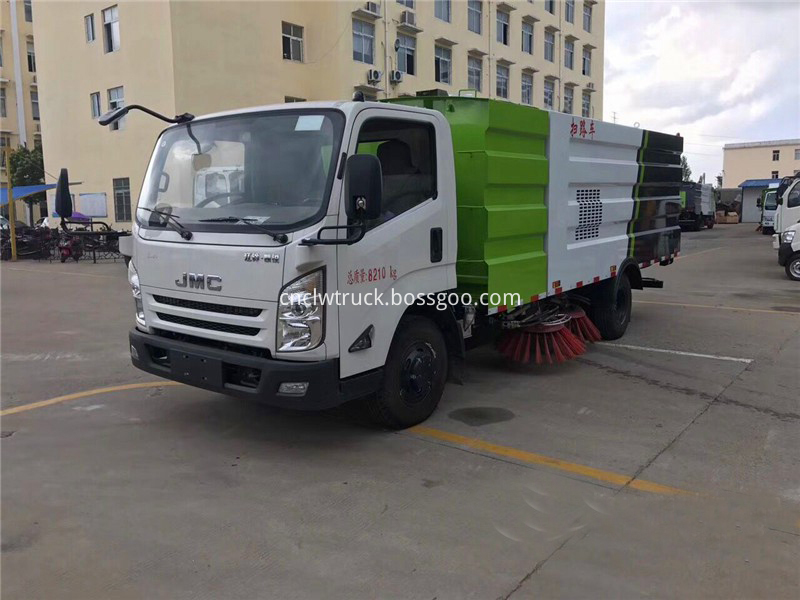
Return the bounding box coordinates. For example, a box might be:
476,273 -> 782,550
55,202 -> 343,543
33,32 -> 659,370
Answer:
389,70 -> 404,84
367,69 -> 382,84
400,10 -> 416,27
364,1 -> 380,16
587,82 -> 596,90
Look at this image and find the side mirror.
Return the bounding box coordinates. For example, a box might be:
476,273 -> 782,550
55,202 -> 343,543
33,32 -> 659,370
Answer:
55,168 -> 73,218
345,154 -> 382,221
756,198 -> 762,208
99,106 -> 129,127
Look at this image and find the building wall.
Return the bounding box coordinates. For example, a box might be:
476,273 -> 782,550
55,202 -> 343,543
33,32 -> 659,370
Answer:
34,0 -> 177,227
1,0 -> 42,221
723,139 -> 800,187
34,0 -> 606,230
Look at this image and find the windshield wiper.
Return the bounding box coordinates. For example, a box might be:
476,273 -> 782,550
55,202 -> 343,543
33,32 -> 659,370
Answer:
138,207 -> 193,240
199,216 -> 288,243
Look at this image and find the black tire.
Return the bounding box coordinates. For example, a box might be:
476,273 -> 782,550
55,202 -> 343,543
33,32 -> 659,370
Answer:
60,255 -> 67,263
693,216 -> 703,231
362,316 -> 448,429
785,254 -> 800,281
590,272 -> 632,340
706,220 -> 714,230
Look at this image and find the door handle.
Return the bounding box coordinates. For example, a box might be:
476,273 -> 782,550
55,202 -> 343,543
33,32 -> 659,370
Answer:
430,228 -> 443,263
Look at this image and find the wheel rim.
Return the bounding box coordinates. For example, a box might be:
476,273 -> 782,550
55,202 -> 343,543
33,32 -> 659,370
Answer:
399,342 -> 437,406
790,259 -> 800,279
614,286 -> 630,326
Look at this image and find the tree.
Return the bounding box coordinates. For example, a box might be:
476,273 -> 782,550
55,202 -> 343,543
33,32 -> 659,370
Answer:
680,155 -> 692,182
9,146 -> 46,222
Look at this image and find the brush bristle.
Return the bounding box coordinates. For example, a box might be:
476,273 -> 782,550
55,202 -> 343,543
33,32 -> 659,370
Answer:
498,323 -> 587,365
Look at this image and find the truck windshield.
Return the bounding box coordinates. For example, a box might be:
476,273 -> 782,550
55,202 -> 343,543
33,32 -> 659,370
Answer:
764,191 -> 778,210
138,110 -> 344,232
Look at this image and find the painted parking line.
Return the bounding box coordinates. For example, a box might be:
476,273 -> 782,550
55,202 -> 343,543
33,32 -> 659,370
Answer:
597,342 -> 753,364
409,425 -> 692,496
0,381 -> 182,417
634,299 -> 800,316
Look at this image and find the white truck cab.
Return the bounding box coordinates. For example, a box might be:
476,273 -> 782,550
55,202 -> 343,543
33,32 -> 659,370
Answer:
772,176 -> 800,250
760,189 -> 778,234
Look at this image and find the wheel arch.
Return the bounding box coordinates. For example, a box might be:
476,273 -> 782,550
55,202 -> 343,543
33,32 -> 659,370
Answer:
402,302 -> 465,383
619,259 -> 643,290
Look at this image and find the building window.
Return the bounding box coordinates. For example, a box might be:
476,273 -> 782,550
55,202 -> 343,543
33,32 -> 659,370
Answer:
468,56 -> 482,92
521,72 -> 533,105
27,41 -> 36,72
397,0 -> 414,7
522,22 -> 533,54
468,0 -> 482,34
107,86 -> 124,130
563,86 -> 573,114
434,46 -> 451,84
772,149 -> 780,161
282,22 -> 304,62
103,6 -> 120,53
565,40 -> 574,69
284,96 -> 306,102
113,178 -> 132,222
544,79 -> 554,109
397,34 -> 415,75
584,3 -> 592,32
565,0 -> 575,23
435,0 -> 451,22
353,19 -> 374,64
31,90 -> 39,120
0,88 -> 6,118
771,171 -> 779,179
544,31 -> 555,62
496,64 -> 509,99
90,92 -> 101,118
545,0 -> 555,14
497,11 -> 510,45
582,47 -> 591,76
582,91 -> 591,117
795,149 -> 800,160
0,35 -> 3,67
24,0 -> 33,22
85,14 -> 96,42
0,135 -> 9,170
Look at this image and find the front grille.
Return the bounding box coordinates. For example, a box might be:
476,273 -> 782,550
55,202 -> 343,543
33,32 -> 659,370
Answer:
152,295 -> 261,317
156,313 -> 260,336
153,329 -> 270,358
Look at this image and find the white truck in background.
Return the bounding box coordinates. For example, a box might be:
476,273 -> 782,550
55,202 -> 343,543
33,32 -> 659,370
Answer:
772,175 -> 800,250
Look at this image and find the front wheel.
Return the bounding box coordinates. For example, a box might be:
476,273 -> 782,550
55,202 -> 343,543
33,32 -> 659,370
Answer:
362,316 -> 448,429
590,272 -> 632,340
786,254 -> 800,281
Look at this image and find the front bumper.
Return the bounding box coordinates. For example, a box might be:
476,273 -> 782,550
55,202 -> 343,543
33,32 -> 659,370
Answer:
129,329 -> 381,410
778,242 -> 795,266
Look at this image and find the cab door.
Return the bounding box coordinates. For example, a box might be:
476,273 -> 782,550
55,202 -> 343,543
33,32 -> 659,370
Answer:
337,108 -> 456,379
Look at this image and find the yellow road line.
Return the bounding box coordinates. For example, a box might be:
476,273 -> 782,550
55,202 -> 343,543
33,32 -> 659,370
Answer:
1,381 -> 182,416
635,299 -> 800,315
409,425 -> 692,496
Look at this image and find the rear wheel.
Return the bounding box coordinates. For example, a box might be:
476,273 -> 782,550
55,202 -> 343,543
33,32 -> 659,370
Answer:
590,272 -> 632,340
362,316 -> 447,429
786,254 -> 800,281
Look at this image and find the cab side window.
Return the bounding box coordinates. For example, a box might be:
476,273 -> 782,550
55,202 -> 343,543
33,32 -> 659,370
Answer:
788,189 -> 800,209
356,118 -> 436,228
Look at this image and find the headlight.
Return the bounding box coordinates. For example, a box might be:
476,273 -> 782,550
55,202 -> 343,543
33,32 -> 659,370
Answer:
277,269 -> 324,352
128,260 -> 146,324
782,230 -> 796,244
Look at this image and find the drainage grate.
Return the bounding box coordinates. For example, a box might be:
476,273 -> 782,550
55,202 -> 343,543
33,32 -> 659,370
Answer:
152,295 -> 261,317
156,313 -> 260,336
575,188 -> 602,241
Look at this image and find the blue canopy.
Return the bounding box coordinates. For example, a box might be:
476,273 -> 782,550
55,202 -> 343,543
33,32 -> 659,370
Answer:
738,178 -> 781,189
0,184 -> 57,205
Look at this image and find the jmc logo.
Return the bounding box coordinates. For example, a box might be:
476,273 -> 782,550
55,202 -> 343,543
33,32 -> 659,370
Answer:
175,272 -> 223,291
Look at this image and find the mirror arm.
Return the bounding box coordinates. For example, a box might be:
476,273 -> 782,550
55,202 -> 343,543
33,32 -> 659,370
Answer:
300,221 -> 367,246
99,104 -> 195,127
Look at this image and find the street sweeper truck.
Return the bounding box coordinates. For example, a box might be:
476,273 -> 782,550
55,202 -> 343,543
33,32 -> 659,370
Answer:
58,95 -> 681,429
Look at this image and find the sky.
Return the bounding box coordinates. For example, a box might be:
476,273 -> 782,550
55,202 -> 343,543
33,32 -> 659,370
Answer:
603,0 -> 800,185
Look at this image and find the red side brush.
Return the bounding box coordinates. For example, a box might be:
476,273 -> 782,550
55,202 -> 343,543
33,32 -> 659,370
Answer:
497,323 -> 586,365
566,306 -> 602,344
